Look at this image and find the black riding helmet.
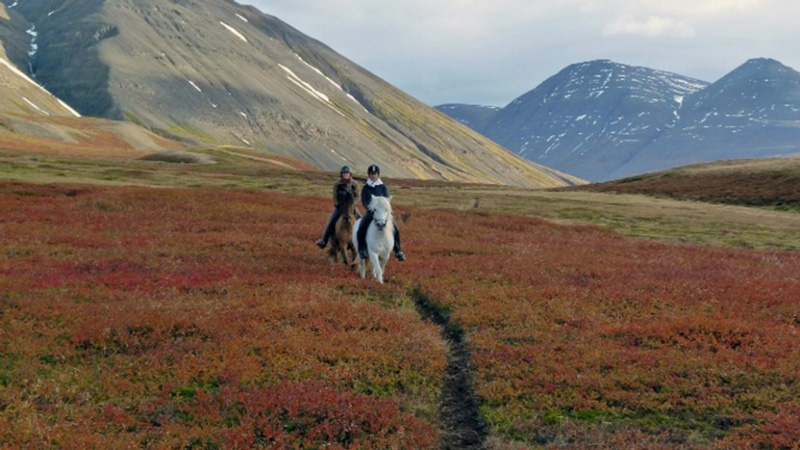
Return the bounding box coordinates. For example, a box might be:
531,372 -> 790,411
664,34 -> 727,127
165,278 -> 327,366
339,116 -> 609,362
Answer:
340,165 -> 351,174
367,164 -> 380,175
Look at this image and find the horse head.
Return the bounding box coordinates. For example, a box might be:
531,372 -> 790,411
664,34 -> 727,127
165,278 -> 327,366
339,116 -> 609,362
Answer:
368,195 -> 393,231
337,189 -> 356,218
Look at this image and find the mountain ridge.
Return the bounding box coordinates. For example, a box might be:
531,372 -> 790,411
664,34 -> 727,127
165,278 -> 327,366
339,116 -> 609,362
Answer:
1,0 -> 579,188
438,58 -> 800,181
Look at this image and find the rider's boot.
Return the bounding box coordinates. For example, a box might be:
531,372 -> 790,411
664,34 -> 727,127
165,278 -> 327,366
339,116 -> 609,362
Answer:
317,210 -> 339,249
393,224 -> 405,261
357,212 -> 372,260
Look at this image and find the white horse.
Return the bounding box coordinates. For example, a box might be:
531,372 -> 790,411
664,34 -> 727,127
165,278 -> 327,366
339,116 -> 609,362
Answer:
352,196 -> 395,283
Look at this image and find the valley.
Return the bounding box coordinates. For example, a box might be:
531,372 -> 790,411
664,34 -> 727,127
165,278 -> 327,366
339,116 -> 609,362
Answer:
2,1 -> 799,447
2,149 -> 799,448
3,149 -> 798,251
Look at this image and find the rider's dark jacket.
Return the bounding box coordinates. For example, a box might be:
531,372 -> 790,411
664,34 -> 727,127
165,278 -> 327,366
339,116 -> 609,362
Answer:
361,180 -> 389,211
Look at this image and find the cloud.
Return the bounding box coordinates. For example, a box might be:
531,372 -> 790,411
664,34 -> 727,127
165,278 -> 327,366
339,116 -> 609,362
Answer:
641,0 -> 762,17
243,0 -> 800,106
603,15 -> 696,37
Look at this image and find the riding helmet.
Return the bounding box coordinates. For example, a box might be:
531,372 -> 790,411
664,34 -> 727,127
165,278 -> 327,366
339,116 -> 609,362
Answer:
367,164 -> 380,175
340,165 -> 351,174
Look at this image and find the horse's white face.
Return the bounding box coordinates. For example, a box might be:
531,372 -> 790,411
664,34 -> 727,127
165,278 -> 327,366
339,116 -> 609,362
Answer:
369,196 -> 392,231
374,206 -> 389,230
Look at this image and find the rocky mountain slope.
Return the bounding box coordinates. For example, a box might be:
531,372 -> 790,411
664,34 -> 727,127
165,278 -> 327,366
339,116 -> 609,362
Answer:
1,4 -> 180,157
438,59 -> 800,182
0,5 -> 80,118
607,58 -> 800,180
0,0 -> 579,188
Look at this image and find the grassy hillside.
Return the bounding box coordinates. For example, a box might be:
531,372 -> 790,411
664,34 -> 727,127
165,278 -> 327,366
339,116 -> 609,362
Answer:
573,156 -> 800,211
3,149 -> 798,251
2,150 -> 800,447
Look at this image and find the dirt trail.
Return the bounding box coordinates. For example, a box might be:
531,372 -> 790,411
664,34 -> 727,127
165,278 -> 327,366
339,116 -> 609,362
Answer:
412,288 -> 488,449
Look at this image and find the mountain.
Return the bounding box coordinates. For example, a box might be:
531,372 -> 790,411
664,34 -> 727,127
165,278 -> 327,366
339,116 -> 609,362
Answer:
606,58 -> 800,179
0,0 -> 580,188
1,5 -> 182,157
0,5 -> 80,118
434,104 -> 500,131
438,59 -> 800,182
440,60 -> 709,181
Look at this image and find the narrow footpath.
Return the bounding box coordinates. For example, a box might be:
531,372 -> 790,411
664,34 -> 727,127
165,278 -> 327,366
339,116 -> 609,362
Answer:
412,288 -> 488,449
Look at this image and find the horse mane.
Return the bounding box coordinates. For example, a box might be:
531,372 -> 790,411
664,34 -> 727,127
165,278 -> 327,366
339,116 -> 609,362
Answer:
368,195 -> 392,214
337,189 -> 356,216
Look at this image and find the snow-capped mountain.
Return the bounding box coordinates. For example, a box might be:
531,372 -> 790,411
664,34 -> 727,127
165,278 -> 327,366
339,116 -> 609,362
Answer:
442,60 -> 709,181
438,59 -> 800,182
608,58 -> 800,179
0,0 -> 578,188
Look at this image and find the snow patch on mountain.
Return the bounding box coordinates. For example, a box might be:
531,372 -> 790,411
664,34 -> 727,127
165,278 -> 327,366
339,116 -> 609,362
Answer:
293,53 -> 369,112
0,56 -> 81,117
219,22 -> 247,42
279,64 -> 344,117
23,97 -> 49,115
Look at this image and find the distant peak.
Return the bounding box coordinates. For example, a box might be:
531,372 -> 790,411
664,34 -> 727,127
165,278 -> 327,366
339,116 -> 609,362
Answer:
744,57 -> 782,67
734,58 -> 791,73
570,59 -> 618,69
724,57 -> 798,80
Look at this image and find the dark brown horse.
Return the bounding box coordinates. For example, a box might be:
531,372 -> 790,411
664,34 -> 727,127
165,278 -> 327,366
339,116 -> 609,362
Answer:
328,189 -> 357,268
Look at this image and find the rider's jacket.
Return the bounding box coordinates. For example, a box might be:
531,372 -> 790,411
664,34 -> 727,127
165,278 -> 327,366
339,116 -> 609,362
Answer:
361,179 -> 389,211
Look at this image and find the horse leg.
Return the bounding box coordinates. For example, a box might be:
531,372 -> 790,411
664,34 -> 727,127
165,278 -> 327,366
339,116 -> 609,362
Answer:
347,243 -> 357,269
327,241 -> 338,262
369,251 -> 383,283
356,242 -> 367,278
341,224 -> 355,267
379,253 -> 390,282
352,219 -> 365,277
339,239 -> 350,266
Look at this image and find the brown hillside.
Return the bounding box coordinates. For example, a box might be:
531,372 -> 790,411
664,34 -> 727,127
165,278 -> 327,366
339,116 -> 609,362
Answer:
571,156 -> 800,210
0,114 -> 184,158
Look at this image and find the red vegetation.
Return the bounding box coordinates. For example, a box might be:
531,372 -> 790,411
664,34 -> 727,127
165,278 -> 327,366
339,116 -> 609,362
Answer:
0,182 -> 443,448
2,180 -> 799,448
399,207 -> 800,447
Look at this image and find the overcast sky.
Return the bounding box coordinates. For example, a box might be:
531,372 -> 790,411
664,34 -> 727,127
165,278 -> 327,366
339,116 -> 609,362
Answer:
242,0 -> 799,107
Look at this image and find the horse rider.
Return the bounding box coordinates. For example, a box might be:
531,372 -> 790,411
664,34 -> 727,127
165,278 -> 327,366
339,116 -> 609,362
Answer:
356,164 -> 405,261
316,165 -> 360,249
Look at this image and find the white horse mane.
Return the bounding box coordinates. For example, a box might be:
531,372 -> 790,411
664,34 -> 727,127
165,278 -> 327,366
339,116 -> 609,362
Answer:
368,195 -> 392,214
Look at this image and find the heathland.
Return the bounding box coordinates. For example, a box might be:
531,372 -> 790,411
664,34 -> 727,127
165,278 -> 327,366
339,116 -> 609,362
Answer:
1,148 -> 799,448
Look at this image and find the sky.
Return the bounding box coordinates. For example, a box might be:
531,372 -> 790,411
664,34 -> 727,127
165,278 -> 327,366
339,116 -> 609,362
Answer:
241,0 -> 799,107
